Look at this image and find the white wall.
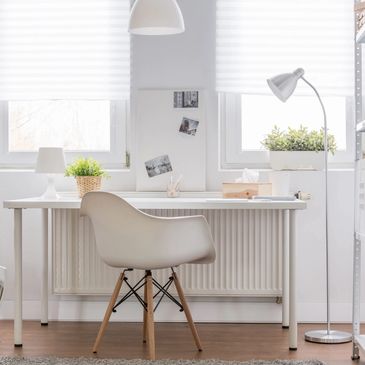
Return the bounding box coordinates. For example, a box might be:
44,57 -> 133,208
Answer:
0,0 -> 360,323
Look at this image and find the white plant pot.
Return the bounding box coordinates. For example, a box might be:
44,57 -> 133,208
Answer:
269,151 -> 325,171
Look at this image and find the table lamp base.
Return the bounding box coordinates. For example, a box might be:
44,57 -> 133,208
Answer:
40,174 -> 60,200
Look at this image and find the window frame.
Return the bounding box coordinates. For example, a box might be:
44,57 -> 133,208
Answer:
0,100 -> 130,169
219,93 -> 355,169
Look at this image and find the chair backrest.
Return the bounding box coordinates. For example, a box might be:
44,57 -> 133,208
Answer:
80,192 -> 216,270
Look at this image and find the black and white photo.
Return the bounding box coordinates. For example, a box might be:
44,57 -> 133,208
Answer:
174,91 -> 199,108
145,155 -> 173,178
179,117 -> 199,136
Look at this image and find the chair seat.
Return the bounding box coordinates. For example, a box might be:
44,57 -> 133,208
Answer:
107,254 -> 214,271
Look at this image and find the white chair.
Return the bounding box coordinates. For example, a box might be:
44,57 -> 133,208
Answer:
80,192 -> 216,360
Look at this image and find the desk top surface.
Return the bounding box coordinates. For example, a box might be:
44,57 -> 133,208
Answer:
3,192 -> 306,210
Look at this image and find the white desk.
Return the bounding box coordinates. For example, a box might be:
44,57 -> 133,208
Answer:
3,192 -> 306,350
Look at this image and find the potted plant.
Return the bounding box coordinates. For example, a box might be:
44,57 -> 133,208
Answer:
65,157 -> 108,198
261,125 -> 337,170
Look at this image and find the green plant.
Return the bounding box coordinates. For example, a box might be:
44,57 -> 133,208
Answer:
261,125 -> 336,154
65,157 -> 108,177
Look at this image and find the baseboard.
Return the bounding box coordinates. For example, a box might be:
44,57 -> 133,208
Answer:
0,299 -> 362,323
0,299 -> 282,322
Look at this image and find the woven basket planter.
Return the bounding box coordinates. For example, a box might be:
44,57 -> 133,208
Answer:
76,176 -> 102,198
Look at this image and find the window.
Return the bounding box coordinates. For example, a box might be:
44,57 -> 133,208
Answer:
217,0 -> 355,168
220,94 -> 354,168
240,96 -> 347,151
0,100 -> 129,167
0,0 -> 130,167
9,101 -> 111,152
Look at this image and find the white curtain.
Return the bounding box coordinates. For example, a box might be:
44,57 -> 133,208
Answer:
216,0 -> 354,96
0,0 -> 130,100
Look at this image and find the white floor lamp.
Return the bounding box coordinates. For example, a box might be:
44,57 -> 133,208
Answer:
267,68 -> 352,344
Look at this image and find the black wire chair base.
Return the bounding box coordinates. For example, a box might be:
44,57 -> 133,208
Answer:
112,270 -> 183,314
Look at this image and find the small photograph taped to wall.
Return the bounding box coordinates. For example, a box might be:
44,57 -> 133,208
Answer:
174,91 -> 199,108
145,155 -> 173,178
179,117 -> 199,136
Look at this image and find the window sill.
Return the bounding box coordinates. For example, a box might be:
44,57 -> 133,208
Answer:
0,167 -> 131,173
219,163 -> 355,172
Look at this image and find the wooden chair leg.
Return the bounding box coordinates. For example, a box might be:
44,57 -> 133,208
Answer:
143,274 -> 147,343
146,271 -> 156,360
172,271 -> 203,351
92,271 -> 125,353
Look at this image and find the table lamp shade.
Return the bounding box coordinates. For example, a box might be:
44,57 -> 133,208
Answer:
129,0 -> 185,35
35,147 -> 66,174
267,68 -> 305,102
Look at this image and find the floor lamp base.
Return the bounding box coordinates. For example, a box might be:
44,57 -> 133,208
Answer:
305,330 -> 352,344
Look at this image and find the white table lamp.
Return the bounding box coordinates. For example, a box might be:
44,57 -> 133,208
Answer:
35,147 -> 66,200
267,68 -> 352,345
129,0 -> 185,35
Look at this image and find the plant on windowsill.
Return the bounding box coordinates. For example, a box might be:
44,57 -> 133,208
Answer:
261,125 -> 337,170
65,157 -> 109,198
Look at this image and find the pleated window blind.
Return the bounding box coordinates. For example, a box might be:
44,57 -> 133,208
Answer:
0,0 -> 130,100
216,0 -> 354,96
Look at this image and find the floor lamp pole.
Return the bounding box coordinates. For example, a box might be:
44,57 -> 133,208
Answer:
302,77 -> 352,344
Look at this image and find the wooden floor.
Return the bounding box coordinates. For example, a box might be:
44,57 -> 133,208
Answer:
0,321 -> 359,364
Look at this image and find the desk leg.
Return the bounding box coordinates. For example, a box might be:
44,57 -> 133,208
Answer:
289,210 -> 297,350
41,208 -> 48,325
282,210 -> 289,328
14,208 -> 22,347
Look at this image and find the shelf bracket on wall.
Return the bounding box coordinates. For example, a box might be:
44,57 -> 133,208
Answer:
355,40 -> 363,161
353,1 -> 364,360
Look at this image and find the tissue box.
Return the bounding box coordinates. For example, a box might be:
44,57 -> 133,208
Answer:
222,182 -> 272,199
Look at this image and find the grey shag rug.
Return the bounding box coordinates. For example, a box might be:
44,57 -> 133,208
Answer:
0,358 -> 326,365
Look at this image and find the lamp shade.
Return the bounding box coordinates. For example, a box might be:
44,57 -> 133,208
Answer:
129,0 -> 185,35
35,147 -> 66,174
267,68 -> 305,102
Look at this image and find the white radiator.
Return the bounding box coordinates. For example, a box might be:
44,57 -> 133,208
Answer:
52,209 -> 284,297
